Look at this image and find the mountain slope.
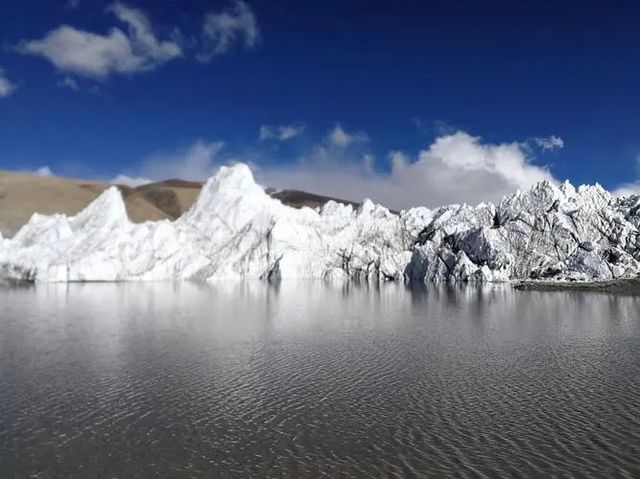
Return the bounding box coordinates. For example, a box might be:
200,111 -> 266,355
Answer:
0,171 -> 170,236
0,171 -> 363,237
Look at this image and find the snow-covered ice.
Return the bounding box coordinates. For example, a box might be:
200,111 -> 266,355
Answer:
1,163 -> 640,283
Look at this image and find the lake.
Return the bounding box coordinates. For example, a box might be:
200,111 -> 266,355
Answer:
1,282 -> 640,477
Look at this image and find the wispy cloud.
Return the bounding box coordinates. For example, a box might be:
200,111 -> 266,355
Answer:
198,0 -> 260,62
17,1 -> 182,79
114,140 -> 225,182
57,76 -> 79,90
411,118 -> 457,136
532,135 -> 564,151
64,0 -> 81,10
327,124 -> 368,148
259,124 -> 304,141
0,68 -> 16,98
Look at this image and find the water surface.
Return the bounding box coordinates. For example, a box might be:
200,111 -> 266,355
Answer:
1,282 -> 640,477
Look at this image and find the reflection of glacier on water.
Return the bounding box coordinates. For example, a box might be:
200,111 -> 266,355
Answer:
2,282 -> 640,477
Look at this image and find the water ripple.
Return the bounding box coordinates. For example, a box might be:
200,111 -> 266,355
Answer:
1,282 -> 640,478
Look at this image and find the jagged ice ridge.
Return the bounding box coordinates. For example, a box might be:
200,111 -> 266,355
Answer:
1,163 -> 640,283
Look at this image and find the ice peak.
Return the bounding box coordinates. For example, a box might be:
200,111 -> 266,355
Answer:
208,163 -> 261,193
531,179 -> 559,194
186,164 -> 262,213
71,186 -> 128,231
358,199 -> 376,214
559,179 -> 576,196
180,163 -> 271,235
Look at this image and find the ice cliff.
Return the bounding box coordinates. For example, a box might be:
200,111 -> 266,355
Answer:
1,163 -> 640,283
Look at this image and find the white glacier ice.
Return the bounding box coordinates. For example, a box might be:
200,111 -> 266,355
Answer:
1,163 -> 640,283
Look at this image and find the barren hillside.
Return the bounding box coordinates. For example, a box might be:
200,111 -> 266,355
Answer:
0,171 -> 360,237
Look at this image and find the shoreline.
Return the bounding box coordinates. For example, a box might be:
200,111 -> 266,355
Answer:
514,277 -> 640,295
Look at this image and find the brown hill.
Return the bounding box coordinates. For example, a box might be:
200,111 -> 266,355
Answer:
0,171 -> 169,237
118,181 -> 202,220
0,171 -> 365,237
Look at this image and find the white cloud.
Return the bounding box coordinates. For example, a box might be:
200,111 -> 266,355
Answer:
114,130 -> 558,210
327,124 -> 368,148
65,0 -> 80,9
115,140 -> 225,182
411,118 -> 457,135
613,184 -> 640,197
259,124 -> 304,141
256,131 -> 557,209
35,166 -> 54,176
57,76 -> 79,90
613,155 -> 640,197
18,2 -> 182,79
110,174 -> 152,187
198,0 -> 260,62
533,135 -> 564,151
362,153 -> 375,171
0,68 -> 16,97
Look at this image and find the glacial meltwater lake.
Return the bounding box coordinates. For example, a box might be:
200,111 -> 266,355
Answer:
1,282 -> 640,478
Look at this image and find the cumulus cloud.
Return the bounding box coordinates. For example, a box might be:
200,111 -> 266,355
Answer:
114,129 -> 558,210
0,68 -> 16,98
259,124 -> 304,141
18,2 -> 182,79
327,124 -> 368,148
532,135 -> 564,151
614,184 -> 640,197
256,131 -> 557,209
198,0 -> 260,62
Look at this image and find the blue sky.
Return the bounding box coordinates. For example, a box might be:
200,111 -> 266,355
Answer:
1,0 -> 639,207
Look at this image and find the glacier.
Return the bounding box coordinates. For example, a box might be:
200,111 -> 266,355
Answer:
1,163 -> 640,284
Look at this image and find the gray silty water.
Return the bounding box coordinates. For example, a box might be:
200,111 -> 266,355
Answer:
1,282 -> 639,477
